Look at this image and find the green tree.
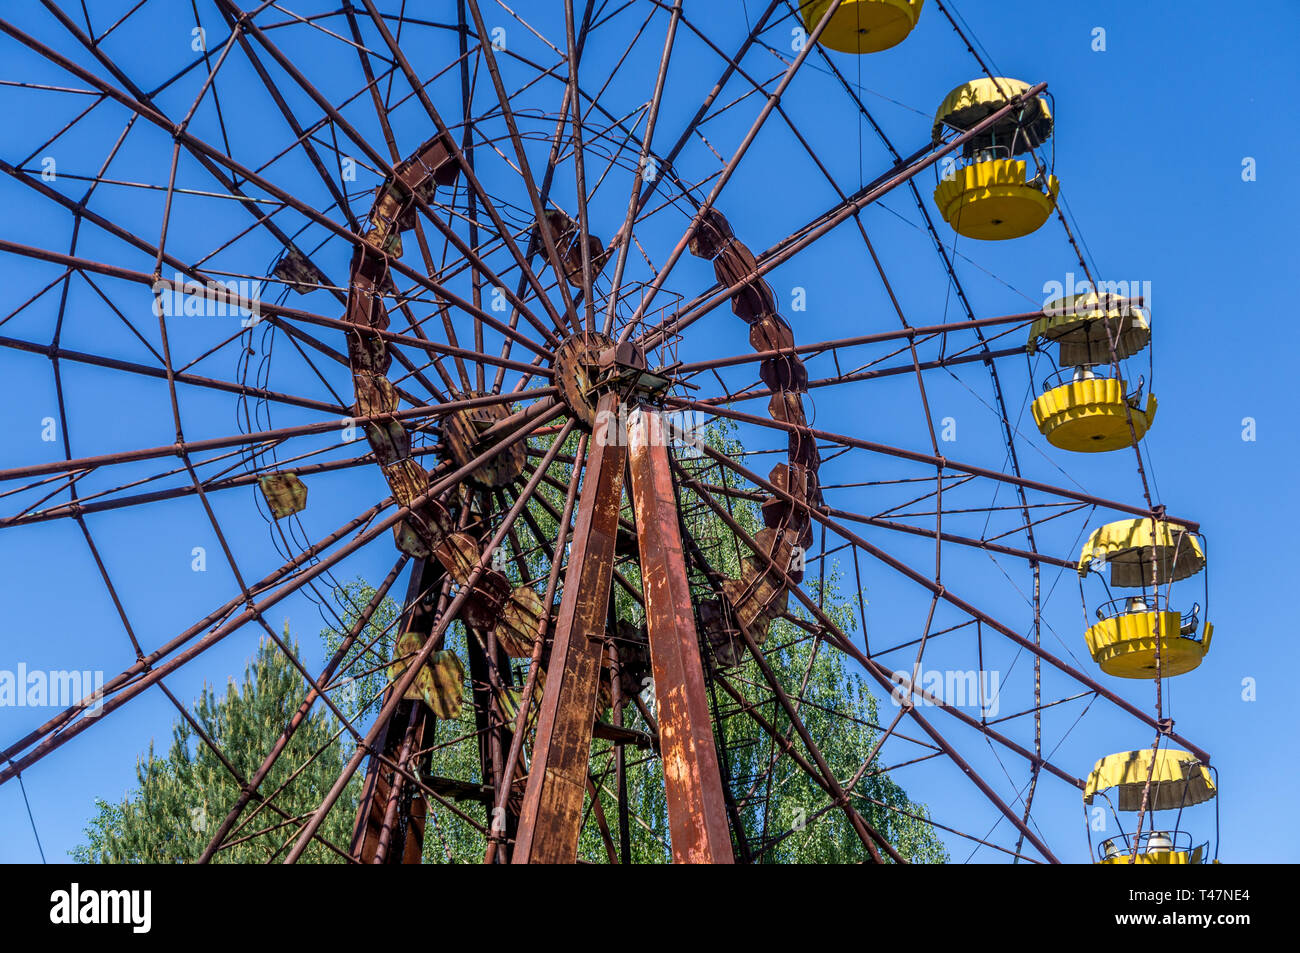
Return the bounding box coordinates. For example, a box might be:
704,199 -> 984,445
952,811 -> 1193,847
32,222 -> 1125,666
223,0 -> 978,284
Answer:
74,630 -> 359,863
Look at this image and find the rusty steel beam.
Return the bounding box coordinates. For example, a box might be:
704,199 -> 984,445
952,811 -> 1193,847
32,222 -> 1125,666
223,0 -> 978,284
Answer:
352,557 -> 443,863
514,393 -> 626,864
626,407 -> 733,863
485,434 -> 590,864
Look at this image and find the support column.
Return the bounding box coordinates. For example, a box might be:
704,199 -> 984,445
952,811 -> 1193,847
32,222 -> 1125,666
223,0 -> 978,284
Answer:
513,392 -> 626,863
626,406 -> 734,863
352,557 -> 440,863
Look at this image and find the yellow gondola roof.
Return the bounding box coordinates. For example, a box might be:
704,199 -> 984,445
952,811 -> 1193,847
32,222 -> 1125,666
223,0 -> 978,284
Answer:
932,77 -> 1053,149
1084,749 -> 1215,811
1078,518 -> 1205,587
800,0 -> 925,55
1029,293 -> 1151,366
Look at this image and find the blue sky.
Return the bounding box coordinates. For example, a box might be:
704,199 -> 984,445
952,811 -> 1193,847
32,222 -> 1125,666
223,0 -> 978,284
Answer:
0,0 -> 1297,864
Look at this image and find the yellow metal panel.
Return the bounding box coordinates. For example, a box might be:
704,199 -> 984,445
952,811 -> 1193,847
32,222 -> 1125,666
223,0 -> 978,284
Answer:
1084,611 -> 1207,678
933,159 -> 1058,240
801,0 -> 924,54
1077,519 -> 1205,586
389,633 -> 466,719
1099,847 -> 1202,865
1083,749 -> 1215,810
423,650 -> 465,719
257,472 -> 307,520
1030,293 -> 1151,365
932,77 -> 1053,144
1031,380 -> 1155,452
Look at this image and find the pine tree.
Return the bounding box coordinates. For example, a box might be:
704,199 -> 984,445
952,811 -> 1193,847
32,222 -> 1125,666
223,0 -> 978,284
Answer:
74,630 -> 358,864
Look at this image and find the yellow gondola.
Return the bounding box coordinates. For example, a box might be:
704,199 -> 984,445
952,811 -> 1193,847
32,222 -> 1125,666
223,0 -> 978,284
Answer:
799,0 -> 924,54
1029,293 -> 1155,451
1077,519 -> 1212,678
932,78 -> 1058,240
1097,834 -> 1206,865
1084,749 -> 1216,864
1084,595 -> 1213,678
1031,369 -> 1155,452
1029,292 -> 1150,366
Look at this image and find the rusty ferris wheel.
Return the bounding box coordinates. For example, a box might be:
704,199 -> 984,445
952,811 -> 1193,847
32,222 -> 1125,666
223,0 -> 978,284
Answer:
0,0 -> 1218,864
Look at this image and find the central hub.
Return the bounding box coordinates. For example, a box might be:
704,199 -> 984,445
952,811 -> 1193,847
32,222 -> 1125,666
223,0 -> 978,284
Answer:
552,332 -> 664,428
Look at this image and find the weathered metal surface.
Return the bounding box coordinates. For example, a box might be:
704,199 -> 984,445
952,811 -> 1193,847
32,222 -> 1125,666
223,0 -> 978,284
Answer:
494,585 -> 545,658
271,246 -> 326,293
364,418 -> 410,467
626,406 -> 734,863
698,598 -> 745,668
390,632 -> 466,719
439,395 -> 527,487
257,472 -> 307,519
340,132 -> 468,864
560,232 -> 609,288
430,531 -> 510,631
392,499 -> 454,558
685,207 -> 818,668
761,462 -> 815,548
534,208 -> 608,288
346,330 -> 391,374
354,764 -> 427,864
353,372 -> 399,416
687,207 -> 733,259
551,330 -> 616,427
513,391 -> 626,864
381,459 -> 428,508
497,671 -> 544,723
352,559 -> 444,864
610,617 -> 651,702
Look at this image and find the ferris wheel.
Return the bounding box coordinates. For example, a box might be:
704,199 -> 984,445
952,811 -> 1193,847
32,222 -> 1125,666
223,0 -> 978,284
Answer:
0,0 -> 1219,864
